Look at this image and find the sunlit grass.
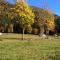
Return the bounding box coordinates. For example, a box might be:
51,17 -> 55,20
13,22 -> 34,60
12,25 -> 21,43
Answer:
0,33 -> 60,60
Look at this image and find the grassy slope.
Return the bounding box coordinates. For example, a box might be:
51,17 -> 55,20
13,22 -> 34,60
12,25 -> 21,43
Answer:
0,33 -> 60,60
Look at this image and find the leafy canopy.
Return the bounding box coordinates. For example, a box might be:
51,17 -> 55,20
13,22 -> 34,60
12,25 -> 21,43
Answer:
9,2 -> 34,28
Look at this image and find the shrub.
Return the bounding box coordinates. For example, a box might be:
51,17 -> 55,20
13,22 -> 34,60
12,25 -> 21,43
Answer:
25,25 -> 32,34
32,28 -> 39,35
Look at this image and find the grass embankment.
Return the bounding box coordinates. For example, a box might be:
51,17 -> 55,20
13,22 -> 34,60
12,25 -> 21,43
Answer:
0,33 -> 60,60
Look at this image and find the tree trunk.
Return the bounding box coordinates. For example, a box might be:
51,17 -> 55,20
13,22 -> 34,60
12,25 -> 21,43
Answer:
10,24 -> 13,33
22,27 -> 25,40
8,28 -> 10,33
40,25 -> 44,36
44,24 -> 49,35
8,24 -> 13,33
2,29 -> 4,32
46,30 -> 49,35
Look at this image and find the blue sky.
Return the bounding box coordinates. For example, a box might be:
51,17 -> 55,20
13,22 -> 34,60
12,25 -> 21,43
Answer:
7,0 -> 60,16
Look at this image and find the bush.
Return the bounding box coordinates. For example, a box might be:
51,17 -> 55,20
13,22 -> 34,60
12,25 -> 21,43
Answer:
25,25 -> 32,34
32,28 -> 39,35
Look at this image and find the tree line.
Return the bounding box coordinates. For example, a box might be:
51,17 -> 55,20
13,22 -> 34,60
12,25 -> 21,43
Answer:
0,1 -> 60,36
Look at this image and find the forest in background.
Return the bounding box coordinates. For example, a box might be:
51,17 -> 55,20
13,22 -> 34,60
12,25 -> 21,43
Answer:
0,0 -> 60,36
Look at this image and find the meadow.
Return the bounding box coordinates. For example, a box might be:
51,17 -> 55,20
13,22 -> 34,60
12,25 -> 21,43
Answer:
0,33 -> 60,60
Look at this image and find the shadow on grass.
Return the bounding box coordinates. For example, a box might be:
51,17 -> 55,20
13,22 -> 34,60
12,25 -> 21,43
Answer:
0,37 -> 32,40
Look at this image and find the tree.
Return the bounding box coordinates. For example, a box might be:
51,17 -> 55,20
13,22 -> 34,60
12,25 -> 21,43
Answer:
9,2 -> 34,40
31,6 -> 55,36
0,1 -> 9,32
41,10 -> 55,35
55,15 -> 60,34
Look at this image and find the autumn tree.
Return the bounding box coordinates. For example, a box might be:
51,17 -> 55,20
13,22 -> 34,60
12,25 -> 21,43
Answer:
32,6 -> 55,36
0,1 -> 8,32
45,11 -> 55,34
6,5 -> 15,33
9,2 -> 34,39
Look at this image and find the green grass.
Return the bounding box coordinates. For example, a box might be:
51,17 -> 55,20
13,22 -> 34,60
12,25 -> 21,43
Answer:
0,33 -> 60,60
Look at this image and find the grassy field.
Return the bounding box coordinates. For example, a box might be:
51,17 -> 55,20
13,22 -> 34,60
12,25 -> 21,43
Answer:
0,33 -> 60,60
